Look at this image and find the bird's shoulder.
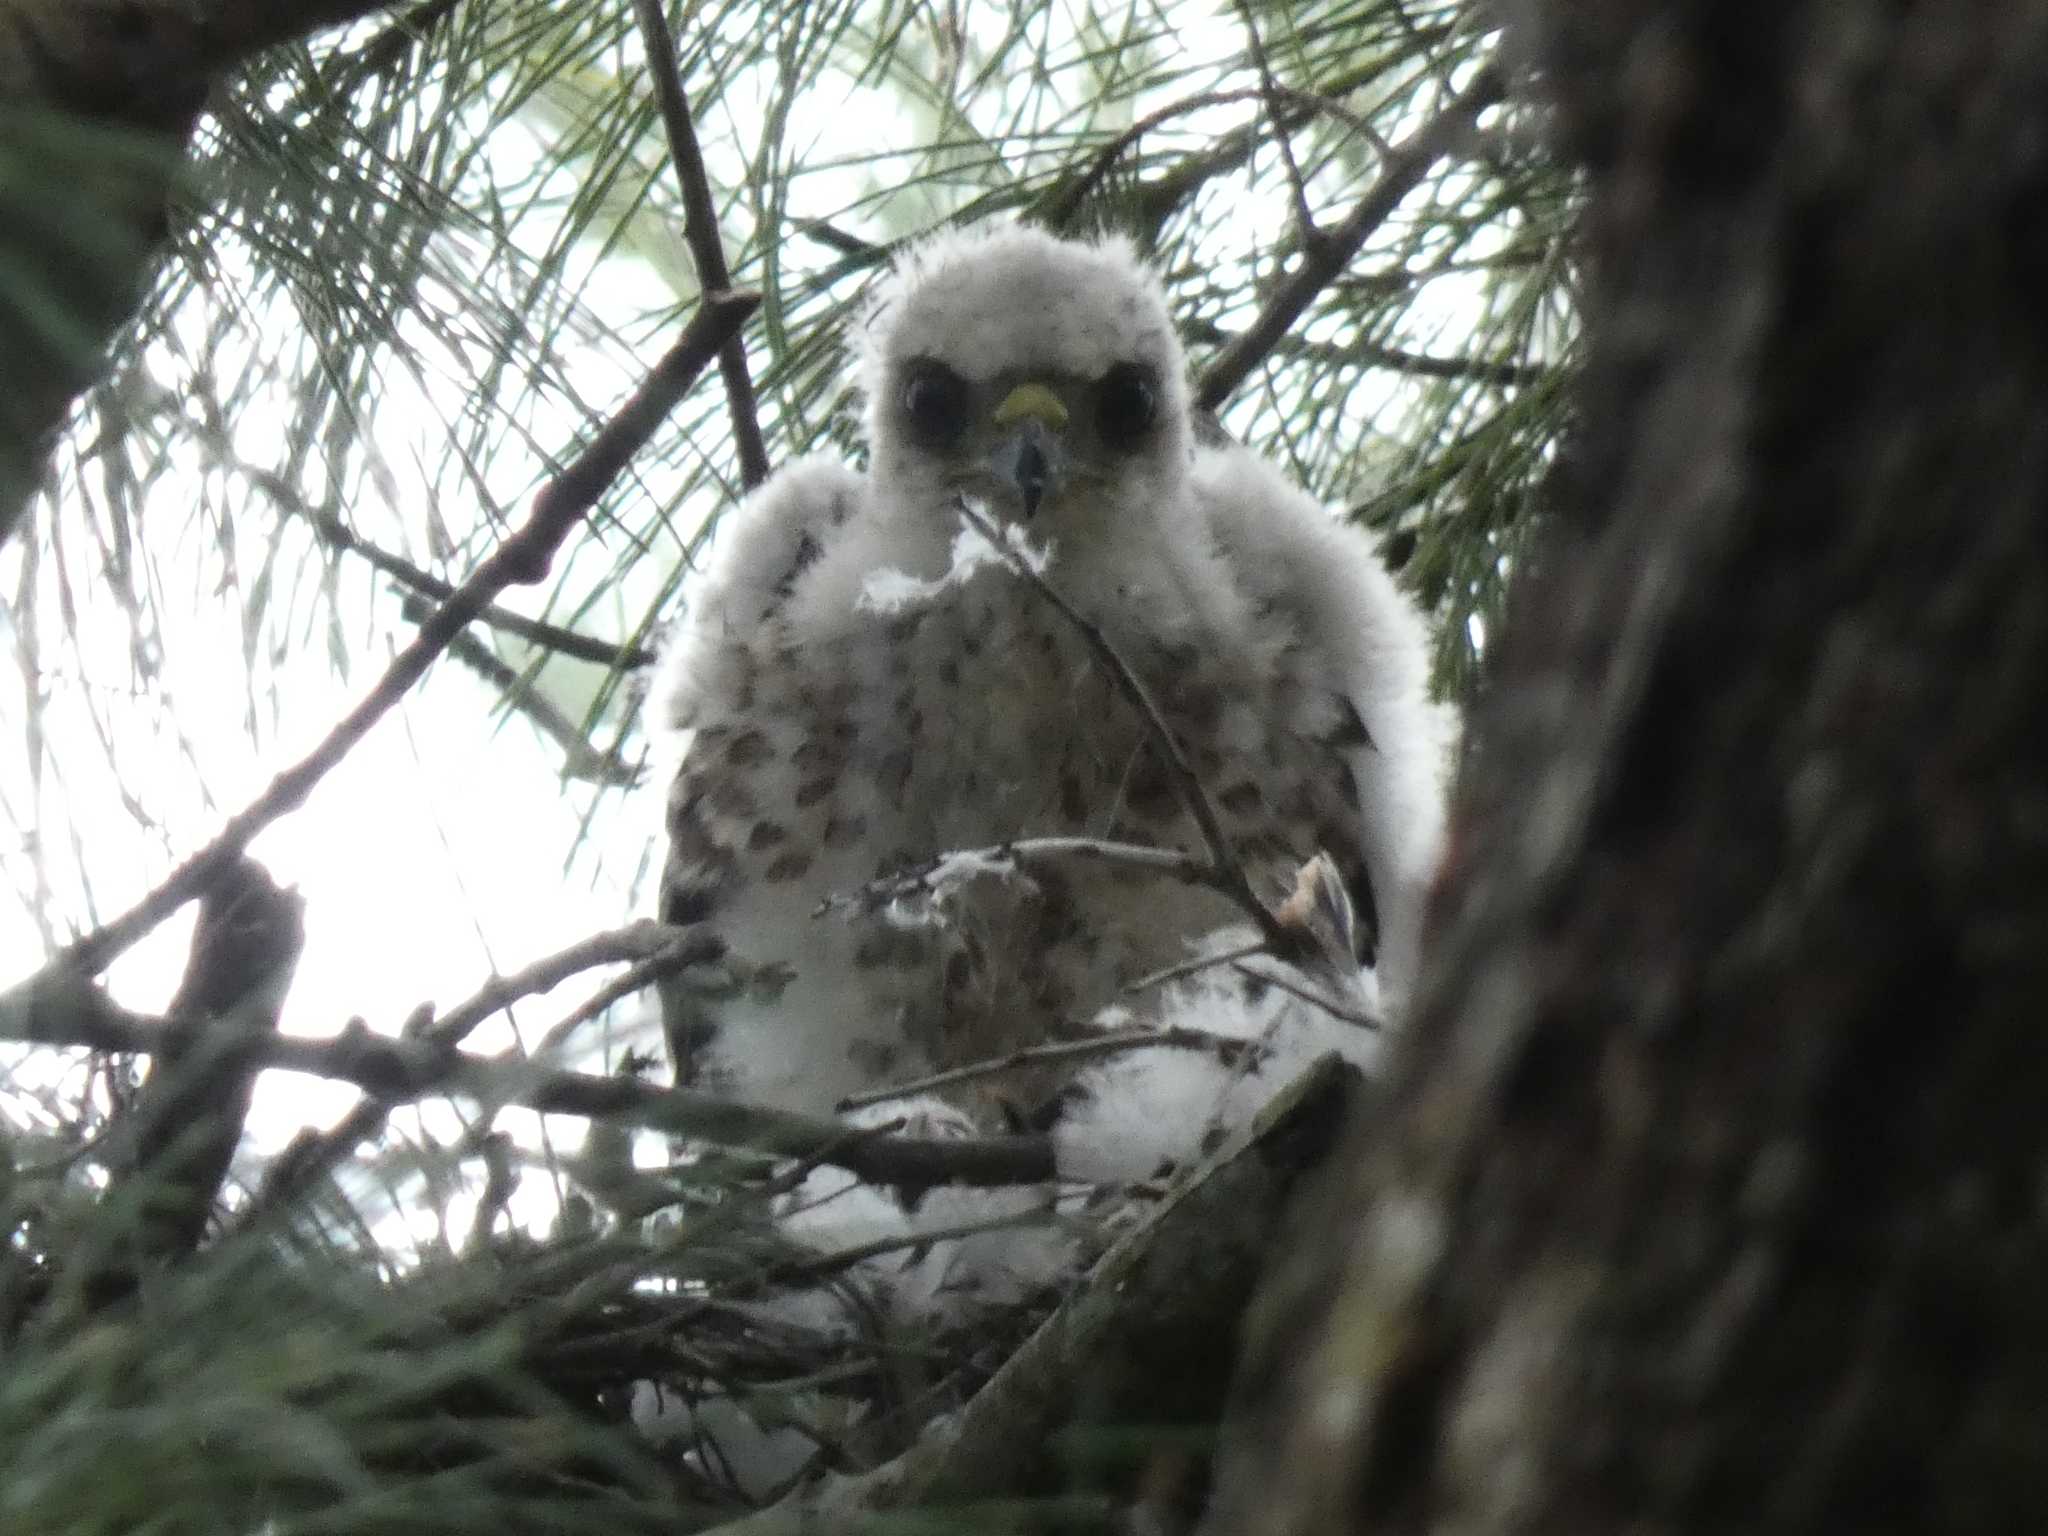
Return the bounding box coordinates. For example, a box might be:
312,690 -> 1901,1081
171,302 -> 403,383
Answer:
1187,441 -> 1455,1005
1186,444 -> 1432,704
688,456 -> 867,633
653,455 -> 876,733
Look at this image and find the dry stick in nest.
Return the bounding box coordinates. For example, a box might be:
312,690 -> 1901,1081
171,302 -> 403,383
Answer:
715,1054 -> 1364,1532
38,289 -> 758,987
1,967 -> 1056,1190
1123,939 -> 1268,995
837,836 -> 1228,917
949,499 -> 1298,959
239,923 -> 722,1222
836,1024 -> 1268,1115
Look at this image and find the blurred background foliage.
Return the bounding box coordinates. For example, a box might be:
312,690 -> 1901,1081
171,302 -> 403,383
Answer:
0,0 -> 1576,1525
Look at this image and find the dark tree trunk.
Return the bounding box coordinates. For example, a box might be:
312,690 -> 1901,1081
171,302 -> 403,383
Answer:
1210,4 -> 2048,1531
0,0 -> 399,546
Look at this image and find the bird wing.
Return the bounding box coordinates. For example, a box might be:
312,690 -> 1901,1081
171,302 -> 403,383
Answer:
1189,443 -> 1454,1009
653,456 -> 865,735
651,457 -> 870,1084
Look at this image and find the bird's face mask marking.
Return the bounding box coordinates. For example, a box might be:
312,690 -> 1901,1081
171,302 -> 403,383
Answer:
895,359 -> 1166,523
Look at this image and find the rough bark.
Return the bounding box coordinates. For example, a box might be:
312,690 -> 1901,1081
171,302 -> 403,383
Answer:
1210,4 -> 2048,1532
0,0 -> 403,545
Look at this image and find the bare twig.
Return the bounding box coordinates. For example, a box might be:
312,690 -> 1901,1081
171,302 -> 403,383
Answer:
532,937 -> 713,1060
1122,939 -> 1268,996
837,835 -> 1223,919
1229,960 -> 1379,1032
835,1024 -> 1262,1113
239,923 -> 719,1218
43,290 -> 757,982
1196,65 -> 1505,412
1043,73 -> 1394,234
0,971 -> 1058,1188
633,0 -> 771,490
1182,316 -> 1548,389
795,219 -> 885,260
951,501 -> 1295,956
400,594 -> 642,785
1234,0 -> 1319,246
410,607 -> 615,761
190,433 -> 659,670
466,1130 -> 516,1255
332,514 -> 657,668
423,922 -> 714,1050
715,1057 -> 1362,1532
771,1209 -> 1066,1285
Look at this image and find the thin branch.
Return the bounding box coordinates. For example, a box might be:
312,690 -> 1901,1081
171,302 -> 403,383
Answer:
834,1024 -> 1263,1113
185,431 -> 659,669
422,922 -> 713,1051
633,0 -> 771,491
795,219 -> 885,260
1234,0 -> 1319,246
1122,939 -> 1268,996
1042,72 -> 1394,234
532,942 -> 707,1059
242,923 -> 716,1217
0,971 -> 1057,1188
1196,65 -> 1505,412
400,593 -> 641,786
311,504 -> 657,668
836,835 -> 1223,917
1229,960 -> 1379,1032
44,290 -> 757,981
951,501 -> 1295,956
1181,316 -> 1548,389
770,1209 -> 1065,1285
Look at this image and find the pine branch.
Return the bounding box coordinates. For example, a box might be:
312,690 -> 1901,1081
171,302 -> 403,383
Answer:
402,594 -> 642,786
1041,65 -> 1400,235
633,0 -> 771,491
243,921 -> 720,1219
313,508 -> 656,668
41,288 -> 756,982
835,1024 -> 1263,1114
716,1055 -> 1363,1531
0,965 -> 1058,1190
1196,65 -> 1505,411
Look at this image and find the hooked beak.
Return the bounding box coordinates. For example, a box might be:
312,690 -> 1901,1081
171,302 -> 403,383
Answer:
989,382 -> 1069,519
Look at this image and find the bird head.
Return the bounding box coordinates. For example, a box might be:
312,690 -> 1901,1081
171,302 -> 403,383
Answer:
858,225 -> 1195,543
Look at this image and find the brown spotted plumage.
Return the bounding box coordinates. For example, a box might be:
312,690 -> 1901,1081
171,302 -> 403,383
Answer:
653,225 -> 1452,1124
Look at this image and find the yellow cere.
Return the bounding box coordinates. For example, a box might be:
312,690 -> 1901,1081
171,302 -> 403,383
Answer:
991,382 -> 1069,431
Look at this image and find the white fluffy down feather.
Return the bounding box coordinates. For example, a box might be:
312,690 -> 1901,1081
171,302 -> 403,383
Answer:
1053,930 -> 1383,1185
652,222 -> 1452,1130
640,226 -> 1454,1442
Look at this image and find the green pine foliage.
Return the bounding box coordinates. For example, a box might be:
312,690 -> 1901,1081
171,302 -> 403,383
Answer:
0,1 -> 1576,1528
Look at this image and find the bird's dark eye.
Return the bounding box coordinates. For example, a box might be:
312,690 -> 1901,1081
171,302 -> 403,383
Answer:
1095,362 -> 1159,449
900,359 -> 970,449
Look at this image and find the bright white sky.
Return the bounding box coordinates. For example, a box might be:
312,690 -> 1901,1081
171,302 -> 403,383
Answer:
0,7 -> 1507,1246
